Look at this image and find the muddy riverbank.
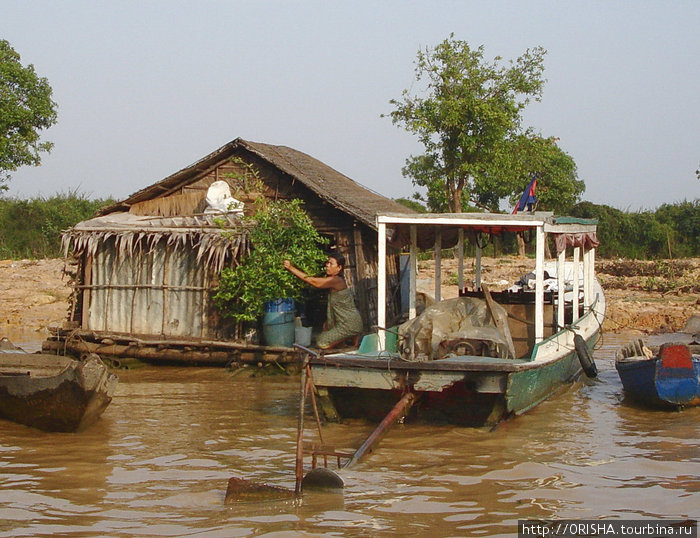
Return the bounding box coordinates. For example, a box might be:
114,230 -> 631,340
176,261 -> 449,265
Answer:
415,256 -> 699,334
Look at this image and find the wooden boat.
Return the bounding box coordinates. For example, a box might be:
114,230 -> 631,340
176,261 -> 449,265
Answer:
307,212 -> 605,427
0,338 -> 118,432
615,319 -> 700,408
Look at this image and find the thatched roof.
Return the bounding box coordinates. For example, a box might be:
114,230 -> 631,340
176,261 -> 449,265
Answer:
98,138 -> 411,228
62,213 -> 247,272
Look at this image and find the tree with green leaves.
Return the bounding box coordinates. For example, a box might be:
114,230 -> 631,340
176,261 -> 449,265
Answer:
493,133 -> 583,214
0,40 -> 58,189
388,35 -> 583,213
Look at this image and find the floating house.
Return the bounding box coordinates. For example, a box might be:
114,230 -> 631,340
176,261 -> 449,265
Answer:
44,139 -> 409,365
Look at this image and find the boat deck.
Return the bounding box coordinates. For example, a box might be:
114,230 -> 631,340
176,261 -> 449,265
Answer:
312,351 -> 533,373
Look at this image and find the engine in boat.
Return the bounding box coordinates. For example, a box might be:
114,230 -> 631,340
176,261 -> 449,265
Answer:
397,297 -> 511,362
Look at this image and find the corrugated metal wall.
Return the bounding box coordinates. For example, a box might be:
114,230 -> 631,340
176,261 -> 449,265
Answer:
86,239 -> 208,338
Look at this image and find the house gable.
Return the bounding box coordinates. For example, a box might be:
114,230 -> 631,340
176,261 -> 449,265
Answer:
99,138 -> 410,229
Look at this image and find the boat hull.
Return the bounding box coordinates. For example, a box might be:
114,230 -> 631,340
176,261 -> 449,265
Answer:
0,353 -> 118,432
314,331 -> 598,427
326,384 -> 507,426
615,354 -> 700,408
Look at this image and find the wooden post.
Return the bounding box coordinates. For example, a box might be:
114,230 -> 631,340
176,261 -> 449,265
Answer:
342,392 -> 416,469
352,228 -> 370,332
82,253 -> 93,330
131,245 -> 143,335
589,247 -> 596,306
200,251 -> 208,338
162,247 -> 171,335
104,249 -> 119,332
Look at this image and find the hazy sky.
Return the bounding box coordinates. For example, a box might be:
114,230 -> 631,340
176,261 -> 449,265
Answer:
3,1 -> 699,210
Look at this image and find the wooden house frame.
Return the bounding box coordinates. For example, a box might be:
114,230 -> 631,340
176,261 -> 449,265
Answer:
44,139 -> 410,365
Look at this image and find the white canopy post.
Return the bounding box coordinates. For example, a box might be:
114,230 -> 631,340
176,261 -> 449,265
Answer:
557,246 -> 566,331
457,228 -> 464,291
434,228 -> 442,302
535,225 -> 545,343
572,246 -> 581,321
377,221 -> 387,349
583,247 -> 592,311
589,247 -> 596,305
409,225 -> 417,320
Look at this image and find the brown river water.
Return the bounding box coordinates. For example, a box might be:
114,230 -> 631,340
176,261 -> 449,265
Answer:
1,331 -> 698,536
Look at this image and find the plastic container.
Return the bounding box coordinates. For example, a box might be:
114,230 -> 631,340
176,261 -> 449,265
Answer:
357,329 -> 398,354
263,298 -> 295,313
294,326 -> 312,347
262,311 -> 296,347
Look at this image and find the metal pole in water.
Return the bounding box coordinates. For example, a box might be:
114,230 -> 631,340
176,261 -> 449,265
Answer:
294,354 -> 310,495
341,391 -> 416,469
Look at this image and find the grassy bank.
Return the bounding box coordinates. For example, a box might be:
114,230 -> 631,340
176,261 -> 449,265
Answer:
0,192 -> 114,259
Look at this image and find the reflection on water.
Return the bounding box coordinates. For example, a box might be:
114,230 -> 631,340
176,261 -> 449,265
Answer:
1,332 -> 698,536
1,328 -> 45,353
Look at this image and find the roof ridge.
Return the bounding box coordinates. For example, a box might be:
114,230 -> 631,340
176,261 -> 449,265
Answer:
98,138 -> 412,227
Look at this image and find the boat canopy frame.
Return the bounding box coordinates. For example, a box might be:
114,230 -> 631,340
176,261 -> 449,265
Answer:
375,212 -> 599,351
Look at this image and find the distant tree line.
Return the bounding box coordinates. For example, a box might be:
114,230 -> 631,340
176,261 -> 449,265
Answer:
0,192 -> 114,259
570,200 -> 699,259
0,194 -> 696,260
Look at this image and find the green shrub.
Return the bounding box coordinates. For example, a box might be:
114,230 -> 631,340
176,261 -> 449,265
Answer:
212,199 -> 328,322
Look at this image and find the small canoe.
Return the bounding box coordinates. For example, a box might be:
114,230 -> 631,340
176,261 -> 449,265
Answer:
0,340 -> 118,432
616,339 -> 700,408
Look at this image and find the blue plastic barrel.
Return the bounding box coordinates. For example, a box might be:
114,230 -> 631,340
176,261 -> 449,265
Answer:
263,298 -> 295,313
262,311 -> 296,347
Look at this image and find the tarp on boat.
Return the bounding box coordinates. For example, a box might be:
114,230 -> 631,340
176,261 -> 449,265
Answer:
397,297 -> 511,362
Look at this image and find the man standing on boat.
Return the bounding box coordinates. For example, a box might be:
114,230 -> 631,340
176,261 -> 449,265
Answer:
283,253 -> 363,349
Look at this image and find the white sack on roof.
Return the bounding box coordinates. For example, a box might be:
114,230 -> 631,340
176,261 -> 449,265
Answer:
204,181 -> 244,214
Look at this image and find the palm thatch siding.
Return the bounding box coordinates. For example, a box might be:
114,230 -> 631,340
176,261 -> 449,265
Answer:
46,138 -> 409,364
60,213 -> 246,341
